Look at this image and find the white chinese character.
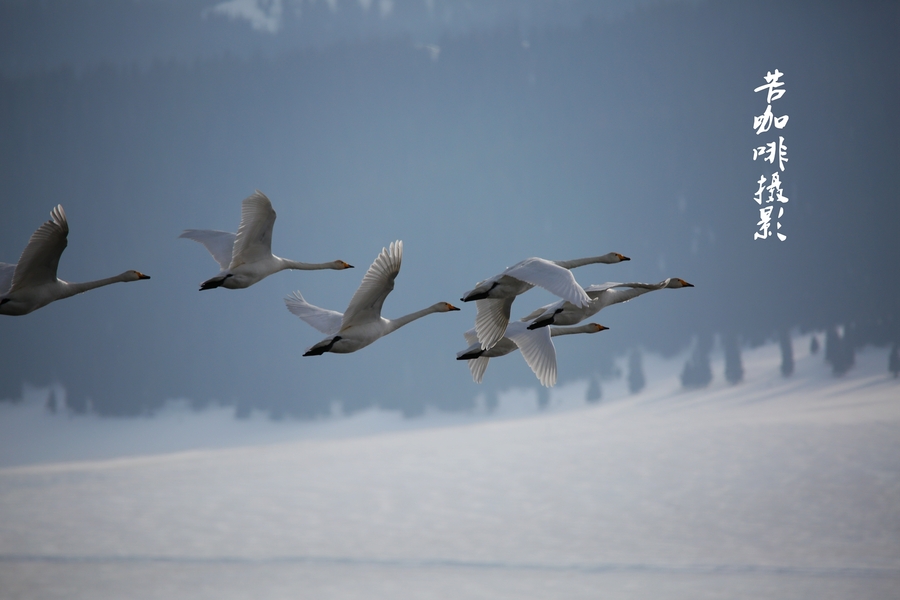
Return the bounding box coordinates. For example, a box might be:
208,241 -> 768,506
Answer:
753,104 -> 789,134
754,205 -> 774,239
754,69 -> 786,103
754,136 -> 789,171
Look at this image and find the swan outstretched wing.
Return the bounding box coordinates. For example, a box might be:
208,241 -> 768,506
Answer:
179,229 -> 236,271
0,263 -> 15,295
10,205 -> 68,292
231,190 -> 276,268
341,241 -> 402,329
458,329 -> 491,383
284,291 -> 343,335
506,322 -> 557,387
468,355 -> 490,383
474,296 -> 515,350
503,258 -> 591,307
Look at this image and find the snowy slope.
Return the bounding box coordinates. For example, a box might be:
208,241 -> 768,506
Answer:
0,337 -> 898,599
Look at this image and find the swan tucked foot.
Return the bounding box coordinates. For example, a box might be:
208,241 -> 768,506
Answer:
199,274 -> 232,291
456,347 -> 485,361
303,336 -> 342,356
527,308 -> 564,330
461,281 -> 497,302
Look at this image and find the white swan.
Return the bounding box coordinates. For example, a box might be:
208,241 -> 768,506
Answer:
521,277 -> 694,329
0,205 -> 150,316
180,190 -> 353,290
460,252 -> 628,350
284,241 -> 460,355
456,321 -> 608,387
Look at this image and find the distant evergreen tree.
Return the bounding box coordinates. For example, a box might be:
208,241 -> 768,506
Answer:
825,325 -> 855,376
537,386 -> 550,410
627,349 -> 646,394
681,333 -> 713,389
779,329 -> 794,377
586,376 -> 602,403
723,332 -> 744,384
889,343 -> 900,379
810,335 -> 820,355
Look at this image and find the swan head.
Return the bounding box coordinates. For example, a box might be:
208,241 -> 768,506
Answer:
333,260 -> 354,270
612,253 -> 630,262
124,270 -> 151,281
668,278 -> 694,288
585,323 -> 609,333
433,302 -> 461,312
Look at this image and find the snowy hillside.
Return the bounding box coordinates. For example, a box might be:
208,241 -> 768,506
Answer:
1,336 -> 898,599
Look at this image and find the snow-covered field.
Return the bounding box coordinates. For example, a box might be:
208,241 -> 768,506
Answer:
1,335 -> 898,599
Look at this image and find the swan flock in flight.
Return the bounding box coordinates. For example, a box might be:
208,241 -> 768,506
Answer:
3,191 -> 693,387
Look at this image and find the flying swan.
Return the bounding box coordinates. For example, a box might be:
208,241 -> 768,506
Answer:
456,321 -> 609,387
180,190 -> 353,290
1,205 -> 150,316
460,252 -> 628,351
520,277 -> 694,329
284,241 -> 460,355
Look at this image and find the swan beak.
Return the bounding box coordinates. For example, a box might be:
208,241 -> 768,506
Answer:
341,261 -> 354,269
682,279 -> 694,287
446,303 -> 461,311
617,253 -> 631,262
596,324 -> 609,331
137,272 -> 151,280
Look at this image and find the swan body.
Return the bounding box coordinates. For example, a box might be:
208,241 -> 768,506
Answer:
461,252 -> 629,350
180,190 -> 353,290
521,277 -> 694,329
457,321 -> 608,387
0,205 -> 150,316
284,241 -> 460,355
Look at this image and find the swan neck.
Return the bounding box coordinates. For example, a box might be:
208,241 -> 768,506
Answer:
386,306 -> 440,333
281,259 -> 337,271
63,274 -> 129,297
554,256 -> 612,269
549,324 -> 599,337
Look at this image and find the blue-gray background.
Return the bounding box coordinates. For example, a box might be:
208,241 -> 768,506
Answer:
1,0 -> 897,417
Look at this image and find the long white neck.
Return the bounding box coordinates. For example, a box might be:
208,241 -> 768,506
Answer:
280,258 -> 342,271
386,304 -> 443,334
554,254 -> 620,269
61,273 -> 133,298
549,323 -> 604,337
592,286 -> 654,311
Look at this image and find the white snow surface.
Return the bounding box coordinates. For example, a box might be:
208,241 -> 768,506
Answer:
1,335 -> 899,599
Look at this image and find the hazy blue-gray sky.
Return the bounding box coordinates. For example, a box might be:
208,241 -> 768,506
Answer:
1,0 -> 897,417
